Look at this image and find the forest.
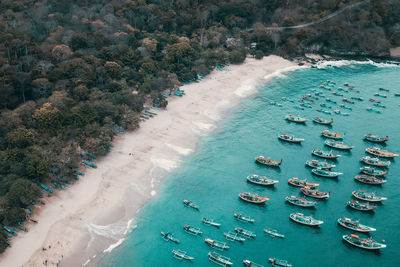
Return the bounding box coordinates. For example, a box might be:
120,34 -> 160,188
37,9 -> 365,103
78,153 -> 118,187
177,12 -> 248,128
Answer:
0,0 -> 399,251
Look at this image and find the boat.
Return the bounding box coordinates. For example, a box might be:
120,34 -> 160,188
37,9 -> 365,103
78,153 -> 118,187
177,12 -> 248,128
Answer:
369,98 -> 381,103
204,238 -> 229,251
234,213 -> 254,223
183,225 -> 202,235
305,159 -> 335,170
183,199 -> 199,210
312,167 -> 343,178
247,175 -> 278,186
350,96 -> 363,101
354,175 -> 386,185
268,258 -> 292,267
366,107 -> 382,113
224,231 -> 245,242
379,87 -> 389,92
161,232 -> 180,243
243,259 -> 264,267
366,147 -> 398,158
373,103 -> 386,108
285,195 -> 317,208
235,227 -> 256,238
313,117 -> 333,125
239,192 -> 269,204
326,98 -> 337,104
202,217 -> 221,228
255,156 -> 282,167
360,156 -> 390,167
374,92 -> 387,98
360,166 -> 387,176
332,91 -> 343,96
289,212 -> 323,226
337,218 -> 376,233
342,98 -> 355,104
312,149 -> 341,159
321,130 -> 345,140
316,108 -> 332,114
264,228 -> 285,238
364,134 -> 389,143
172,249 -> 194,261
301,187 -> 330,199
288,177 -> 319,188
334,110 -> 349,116
285,114 -> 307,123
347,201 -> 376,211
208,251 -> 233,266
339,104 -> 352,110
352,190 -> 387,202
324,140 -> 354,150
342,234 -> 386,250
278,133 -> 304,143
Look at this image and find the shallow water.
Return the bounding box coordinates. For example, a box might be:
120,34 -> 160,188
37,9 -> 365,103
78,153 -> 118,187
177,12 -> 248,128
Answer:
99,63 -> 400,267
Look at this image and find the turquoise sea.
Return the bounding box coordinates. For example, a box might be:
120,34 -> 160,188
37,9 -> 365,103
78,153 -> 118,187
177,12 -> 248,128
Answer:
100,62 -> 400,267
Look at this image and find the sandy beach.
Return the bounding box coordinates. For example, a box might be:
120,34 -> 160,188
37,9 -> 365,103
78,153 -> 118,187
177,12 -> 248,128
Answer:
0,55 -> 298,267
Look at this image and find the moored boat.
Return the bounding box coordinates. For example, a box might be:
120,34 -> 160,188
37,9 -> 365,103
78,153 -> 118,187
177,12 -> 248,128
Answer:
312,149 -> 341,160
208,251 -> 233,266
305,159 -> 335,170
255,156 -> 282,167
202,217 -> 221,228
239,192 -> 269,204
364,133 -> 389,143
247,175 -> 279,186
204,238 -> 229,251
264,228 -> 285,238
285,195 -> 317,208
289,212 -> 323,226
224,231 -> 245,242
342,234 -> 386,250
352,190 -> 387,202
347,200 -> 376,211
312,167 -> 343,178
360,156 -> 390,167
172,249 -> 194,261
234,213 -> 254,223
337,218 -> 376,233
313,117 -> 333,125
288,177 -> 319,188
243,259 -> 264,267
301,187 -> 330,199
183,225 -> 202,235
360,166 -> 387,176
321,130 -> 345,140
324,140 -> 354,150
278,133 -> 304,143
268,258 -> 292,267
285,114 -> 307,123
234,227 -> 256,239
161,232 -> 180,243
354,175 -> 386,185
183,199 -> 199,210
366,147 -> 399,158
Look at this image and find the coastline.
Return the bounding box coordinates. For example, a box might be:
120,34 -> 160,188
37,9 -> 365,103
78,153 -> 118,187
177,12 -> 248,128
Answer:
0,55 -> 298,267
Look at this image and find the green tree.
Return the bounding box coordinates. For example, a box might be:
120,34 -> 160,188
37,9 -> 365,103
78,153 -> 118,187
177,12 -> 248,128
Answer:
6,179 -> 41,207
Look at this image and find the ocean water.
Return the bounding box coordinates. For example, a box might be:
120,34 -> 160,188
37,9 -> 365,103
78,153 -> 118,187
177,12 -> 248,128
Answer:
99,62 -> 400,267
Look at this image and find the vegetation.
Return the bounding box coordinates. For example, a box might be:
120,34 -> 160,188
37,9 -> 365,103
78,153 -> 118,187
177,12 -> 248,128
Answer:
0,0 -> 399,251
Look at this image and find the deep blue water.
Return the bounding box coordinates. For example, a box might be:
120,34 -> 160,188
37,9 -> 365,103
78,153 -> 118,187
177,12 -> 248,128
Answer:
100,63 -> 400,267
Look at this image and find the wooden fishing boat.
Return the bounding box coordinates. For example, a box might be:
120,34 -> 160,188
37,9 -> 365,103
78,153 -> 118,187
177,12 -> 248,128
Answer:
354,175 -> 386,185
360,166 -> 388,176
312,149 -> 341,159
350,96 -> 363,101
235,227 -> 256,239
288,177 -> 319,188
264,228 -> 285,238
202,217 -> 221,228
247,174 -> 278,186
239,192 -> 269,204
334,110 -> 349,116
379,87 -> 389,92
224,231 -> 245,242
366,147 -> 398,158
172,249 -> 194,261
285,114 -> 307,123
312,167 -> 343,178
366,107 -> 382,113
204,238 -> 229,251
313,117 -> 333,125
317,108 -> 332,114
268,258 -> 292,267
161,232 -> 180,243
324,140 -> 354,150
243,259 -> 264,267
332,91 -> 343,96
352,190 -> 387,202
301,187 -> 330,199
289,212 -> 324,226
360,156 -> 390,167
374,92 -> 387,98
305,159 -> 335,170
255,156 -> 282,167
183,225 -> 202,235
183,199 -> 199,210
342,234 -> 386,250
369,98 -> 381,103
347,201 -> 376,211
278,133 -> 304,143
373,103 -> 386,108
364,133 -> 389,143
337,218 -> 376,233
321,130 -> 345,140
208,251 -> 233,266
342,98 -> 355,104
234,213 -> 254,223
285,195 -> 317,208
326,98 -> 337,104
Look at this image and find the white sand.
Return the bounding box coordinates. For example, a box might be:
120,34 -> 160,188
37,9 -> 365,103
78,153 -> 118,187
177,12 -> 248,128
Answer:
390,47 -> 400,58
0,56 -> 298,267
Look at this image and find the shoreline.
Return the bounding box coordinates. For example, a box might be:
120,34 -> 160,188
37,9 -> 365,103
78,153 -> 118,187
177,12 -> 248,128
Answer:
0,56 -> 298,267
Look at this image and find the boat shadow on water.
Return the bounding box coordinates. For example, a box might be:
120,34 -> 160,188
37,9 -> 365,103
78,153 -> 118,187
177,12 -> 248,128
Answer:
346,206 -> 376,216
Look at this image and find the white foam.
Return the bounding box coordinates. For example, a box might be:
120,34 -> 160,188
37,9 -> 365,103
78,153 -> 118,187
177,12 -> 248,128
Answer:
103,238 -> 125,253
264,65 -> 305,81
82,259 -> 91,266
166,143 -> 193,155
234,79 -> 257,97
151,190 -> 157,196
192,121 -> 215,132
150,157 -> 179,172
314,59 -> 400,69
